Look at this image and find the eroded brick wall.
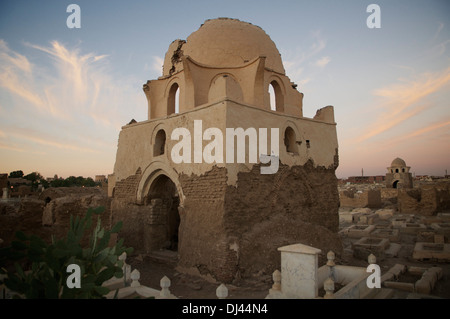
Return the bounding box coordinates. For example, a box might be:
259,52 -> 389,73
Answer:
180,166 -> 227,203
111,163 -> 343,283
223,161 -> 343,279
177,166 -> 230,281
113,168 -> 142,202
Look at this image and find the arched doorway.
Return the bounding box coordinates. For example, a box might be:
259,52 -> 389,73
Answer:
146,174 -> 180,251
393,180 -> 399,189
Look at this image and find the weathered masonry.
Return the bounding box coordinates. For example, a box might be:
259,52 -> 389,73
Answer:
109,18 -> 342,283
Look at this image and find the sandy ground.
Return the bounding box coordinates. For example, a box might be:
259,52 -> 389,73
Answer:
126,251 -> 272,299
125,214 -> 450,299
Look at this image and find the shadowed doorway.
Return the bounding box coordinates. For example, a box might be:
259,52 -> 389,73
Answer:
146,174 -> 180,251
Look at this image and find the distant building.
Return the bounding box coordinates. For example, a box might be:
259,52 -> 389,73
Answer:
8,177 -> 32,197
385,157 -> 413,189
345,175 -> 385,184
95,175 -> 107,183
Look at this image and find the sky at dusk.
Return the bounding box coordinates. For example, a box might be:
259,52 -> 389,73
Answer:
0,0 -> 449,179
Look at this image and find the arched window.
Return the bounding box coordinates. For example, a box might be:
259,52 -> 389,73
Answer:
402,168 -> 405,173
154,129 -> 166,156
395,169 -> 399,173
284,127 -> 298,154
168,83 -> 180,115
268,80 -> 284,112
269,84 -> 276,111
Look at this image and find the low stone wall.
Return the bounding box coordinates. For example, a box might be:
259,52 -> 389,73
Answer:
0,198 -> 46,246
380,188 -> 398,203
398,186 -> 438,215
0,188 -> 111,248
339,189 -> 381,208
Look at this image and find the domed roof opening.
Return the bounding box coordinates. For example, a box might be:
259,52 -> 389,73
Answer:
163,18 -> 285,76
391,157 -> 406,167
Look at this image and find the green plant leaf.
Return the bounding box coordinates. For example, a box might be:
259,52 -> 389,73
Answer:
91,206 -> 105,215
29,234 -> 47,248
11,240 -> 28,251
95,267 -> 115,285
15,231 -> 28,241
110,221 -> 123,234
97,232 -> 111,252
53,248 -> 69,259
14,262 -> 25,278
93,247 -> 110,263
94,285 -> 110,296
0,206 -> 133,299
43,274 -> 59,299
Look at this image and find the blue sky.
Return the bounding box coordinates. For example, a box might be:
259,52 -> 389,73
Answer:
0,0 -> 449,179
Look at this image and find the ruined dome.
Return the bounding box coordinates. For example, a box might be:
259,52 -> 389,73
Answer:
391,157 -> 407,167
163,18 -> 285,75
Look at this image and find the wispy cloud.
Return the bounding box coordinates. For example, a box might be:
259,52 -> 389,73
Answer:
25,40 -> 111,113
152,56 -> 164,75
357,67 -> 450,142
314,56 -> 330,68
0,40 -> 32,74
0,39 -> 145,176
431,22 -> 444,42
384,118 -> 450,147
0,40 -> 47,110
281,30 -> 329,86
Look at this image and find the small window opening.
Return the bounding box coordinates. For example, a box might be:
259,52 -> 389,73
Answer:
284,127 -> 298,154
154,129 -> 166,156
306,140 -> 311,148
168,83 -> 180,115
268,81 -> 283,112
269,84 -> 276,111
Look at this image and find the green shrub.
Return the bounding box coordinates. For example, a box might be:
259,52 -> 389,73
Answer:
0,206 -> 133,298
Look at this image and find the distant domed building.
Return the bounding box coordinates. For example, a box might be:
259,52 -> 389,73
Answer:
385,157 -> 413,188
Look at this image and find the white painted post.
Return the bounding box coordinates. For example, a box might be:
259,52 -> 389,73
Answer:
272,270 -> 281,291
327,251 -> 336,266
159,276 -> 172,298
130,269 -> 140,288
216,284 -> 228,299
368,253 -> 376,265
324,277 -> 335,299
277,243 -> 322,298
119,252 -> 127,285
